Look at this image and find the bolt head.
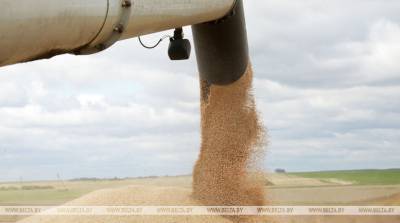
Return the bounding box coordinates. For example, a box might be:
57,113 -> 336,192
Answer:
113,24 -> 124,33
122,0 -> 131,7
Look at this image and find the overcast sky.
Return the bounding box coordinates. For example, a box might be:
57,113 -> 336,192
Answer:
0,0 -> 400,182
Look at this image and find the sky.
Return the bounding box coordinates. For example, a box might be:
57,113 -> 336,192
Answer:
0,0 -> 400,181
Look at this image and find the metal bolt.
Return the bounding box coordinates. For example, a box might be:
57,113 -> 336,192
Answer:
113,24 -> 124,33
122,0 -> 131,7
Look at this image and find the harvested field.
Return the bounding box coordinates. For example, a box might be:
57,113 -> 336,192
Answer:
16,185 -> 267,223
15,183 -> 400,223
265,173 -> 352,187
292,169 -> 400,185
0,174 -> 396,223
267,185 -> 400,205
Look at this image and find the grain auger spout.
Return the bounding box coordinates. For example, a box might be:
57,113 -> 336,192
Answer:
0,0 -> 249,85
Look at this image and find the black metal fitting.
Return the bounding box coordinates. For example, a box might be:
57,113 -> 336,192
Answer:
168,28 -> 192,60
192,0 -> 248,85
113,24 -> 124,33
122,0 -> 132,7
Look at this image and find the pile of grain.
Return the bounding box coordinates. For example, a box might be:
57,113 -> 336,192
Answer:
193,64 -> 266,209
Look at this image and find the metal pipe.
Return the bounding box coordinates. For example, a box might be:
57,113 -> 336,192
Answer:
192,0 -> 248,85
0,0 -> 235,67
0,0 -> 108,67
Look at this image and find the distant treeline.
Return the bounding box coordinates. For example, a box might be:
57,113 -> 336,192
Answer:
0,185 -> 54,191
69,175 -> 190,182
69,177 -> 133,182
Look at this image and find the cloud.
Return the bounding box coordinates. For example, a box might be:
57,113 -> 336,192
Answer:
246,0 -> 400,88
0,0 -> 399,181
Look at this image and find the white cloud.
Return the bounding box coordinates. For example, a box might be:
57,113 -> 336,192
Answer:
362,20 -> 400,80
0,0 -> 400,181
